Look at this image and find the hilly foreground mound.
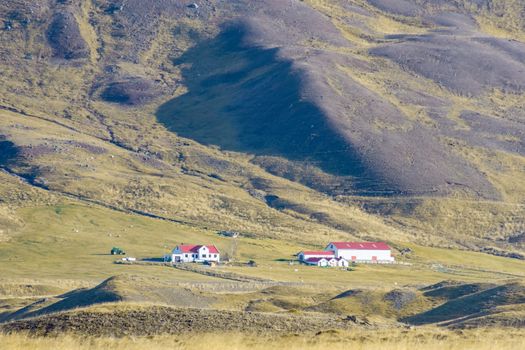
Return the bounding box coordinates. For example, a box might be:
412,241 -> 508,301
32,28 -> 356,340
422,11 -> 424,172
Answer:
0,275 -> 215,323
2,276 -> 525,335
1,0 -> 525,286
1,304 -> 361,337
405,281 -> 525,327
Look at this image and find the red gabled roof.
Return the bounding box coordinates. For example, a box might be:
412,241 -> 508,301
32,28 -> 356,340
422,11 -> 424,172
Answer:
206,245 -> 220,254
300,251 -> 334,256
328,242 -> 391,250
178,244 -> 220,254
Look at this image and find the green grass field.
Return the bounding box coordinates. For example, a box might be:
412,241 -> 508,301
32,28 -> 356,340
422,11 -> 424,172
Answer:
1,202 -> 524,288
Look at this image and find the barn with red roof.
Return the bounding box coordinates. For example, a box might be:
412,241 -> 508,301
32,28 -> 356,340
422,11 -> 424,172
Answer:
325,242 -> 394,263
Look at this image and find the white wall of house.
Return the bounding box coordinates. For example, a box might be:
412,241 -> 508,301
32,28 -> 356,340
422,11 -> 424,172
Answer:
318,259 -> 328,267
171,252 -> 196,263
304,257 -> 348,267
196,246 -> 220,262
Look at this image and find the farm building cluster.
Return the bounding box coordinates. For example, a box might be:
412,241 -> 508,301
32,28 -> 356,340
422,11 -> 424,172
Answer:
161,241 -> 393,267
298,242 -> 394,267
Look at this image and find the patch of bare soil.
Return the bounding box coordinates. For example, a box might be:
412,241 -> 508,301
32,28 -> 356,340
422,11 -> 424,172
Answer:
422,282 -> 496,301
0,305 -> 359,337
100,77 -> 161,106
384,289 -> 417,310
371,35 -> 525,96
47,11 -> 89,60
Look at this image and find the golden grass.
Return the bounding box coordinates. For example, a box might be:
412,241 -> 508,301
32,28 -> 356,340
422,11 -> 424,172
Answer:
1,328 -> 524,350
76,1 -> 101,63
306,0 -> 427,41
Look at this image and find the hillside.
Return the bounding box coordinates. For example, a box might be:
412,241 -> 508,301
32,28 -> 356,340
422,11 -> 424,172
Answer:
0,0 -> 524,256
3,2 -> 525,348
0,0 -> 524,257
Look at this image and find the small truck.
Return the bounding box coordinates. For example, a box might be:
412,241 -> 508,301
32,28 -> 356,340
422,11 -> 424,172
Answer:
110,247 -> 126,255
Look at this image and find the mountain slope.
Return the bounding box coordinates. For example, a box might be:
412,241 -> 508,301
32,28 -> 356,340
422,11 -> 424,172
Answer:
0,0 -> 524,253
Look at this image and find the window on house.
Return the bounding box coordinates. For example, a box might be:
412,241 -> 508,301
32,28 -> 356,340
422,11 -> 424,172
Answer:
214,254 -> 217,258
202,254 -> 207,258
185,254 -> 188,258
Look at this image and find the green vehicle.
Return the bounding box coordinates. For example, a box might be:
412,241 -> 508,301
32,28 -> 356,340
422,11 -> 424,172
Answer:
111,247 -> 126,255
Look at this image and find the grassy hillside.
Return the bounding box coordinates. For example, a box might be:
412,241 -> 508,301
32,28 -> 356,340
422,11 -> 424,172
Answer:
0,1 -> 525,346
0,0 -> 524,254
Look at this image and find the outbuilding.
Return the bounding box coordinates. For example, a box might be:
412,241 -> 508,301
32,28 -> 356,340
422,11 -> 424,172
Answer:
304,257 -> 329,267
297,250 -> 334,262
325,242 -> 394,263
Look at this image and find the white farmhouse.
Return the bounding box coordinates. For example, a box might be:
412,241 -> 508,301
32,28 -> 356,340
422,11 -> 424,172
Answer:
325,242 -> 394,263
166,244 -> 220,263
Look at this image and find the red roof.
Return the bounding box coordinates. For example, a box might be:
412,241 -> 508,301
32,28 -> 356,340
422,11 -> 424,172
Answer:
300,251 -> 334,256
178,244 -> 220,254
328,242 -> 391,250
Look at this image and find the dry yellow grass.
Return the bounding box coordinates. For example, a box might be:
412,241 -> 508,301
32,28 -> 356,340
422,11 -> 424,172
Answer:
1,328 -> 524,350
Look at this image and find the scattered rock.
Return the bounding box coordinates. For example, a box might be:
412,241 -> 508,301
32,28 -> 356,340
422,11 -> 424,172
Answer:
481,247 -> 524,260
399,248 -> 413,255
508,232 -> 525,244
384,289 -> 417,310
218,230 -> 239,238
344,315 -> 371,326
3,20 -> 13,31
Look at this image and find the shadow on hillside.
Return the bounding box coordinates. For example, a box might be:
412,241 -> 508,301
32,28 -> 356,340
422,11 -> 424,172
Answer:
403,283 -> 525,326
3,278 -> 123,323
156,24 -> 368,181
0,139 -> 20,167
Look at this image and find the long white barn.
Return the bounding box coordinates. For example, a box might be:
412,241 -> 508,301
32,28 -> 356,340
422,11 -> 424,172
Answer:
326,242 -> 394,263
